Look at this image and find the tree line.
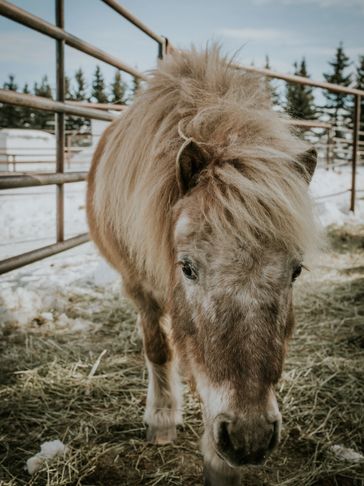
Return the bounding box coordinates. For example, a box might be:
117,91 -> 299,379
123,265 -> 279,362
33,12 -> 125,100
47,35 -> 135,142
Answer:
0,43 -> 363,134
267,43 -> 364,133
0,65 -> 140,131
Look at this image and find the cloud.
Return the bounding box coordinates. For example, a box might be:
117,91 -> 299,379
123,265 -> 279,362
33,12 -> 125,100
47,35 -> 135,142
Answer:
251,0 -> 364,10
293,46 -> 364,58
0,30 -> 53,65
219,27 -> 291,42
346,47 -> 364,57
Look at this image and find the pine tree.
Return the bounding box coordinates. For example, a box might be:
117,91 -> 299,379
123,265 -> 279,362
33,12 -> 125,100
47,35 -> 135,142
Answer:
65,75 -> 73,101
0,74 -> 22,128
110,70 -> 127,104
3,75 -> 18,93
34,75 -> 53,99
33,75 -> 54,129
91,66 -> 108,103
323,43 -> 352,126
64,75 -> 75,132
20,83 -> 32,127
354,55 -> 364,141
285,58 -> 316,120
66,68 -> 90,133
264,55 -> 280,108
131,75 -> 141,100
73,68 -> 87,101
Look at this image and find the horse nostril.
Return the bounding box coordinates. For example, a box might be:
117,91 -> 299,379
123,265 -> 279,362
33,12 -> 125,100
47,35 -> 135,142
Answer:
268,419 -> 280,451
217,421 -> 232,451
216,419 -> 245,467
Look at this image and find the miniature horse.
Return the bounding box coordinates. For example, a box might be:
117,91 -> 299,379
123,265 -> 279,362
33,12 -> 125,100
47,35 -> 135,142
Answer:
87,46 -> 317,485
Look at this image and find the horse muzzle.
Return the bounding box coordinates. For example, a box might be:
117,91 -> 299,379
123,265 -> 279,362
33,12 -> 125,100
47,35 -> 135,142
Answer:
212,412 -> 281,467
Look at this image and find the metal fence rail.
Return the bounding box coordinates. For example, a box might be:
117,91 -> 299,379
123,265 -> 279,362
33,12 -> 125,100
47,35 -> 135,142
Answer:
0,0 -> 166,274
0,234 -> 89,274
0,90 -> 117,121
0,172 -> 88,189
0,0 -> 147,80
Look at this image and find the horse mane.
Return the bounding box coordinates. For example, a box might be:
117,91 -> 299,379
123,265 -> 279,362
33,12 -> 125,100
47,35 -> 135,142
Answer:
93,44 -> 318,290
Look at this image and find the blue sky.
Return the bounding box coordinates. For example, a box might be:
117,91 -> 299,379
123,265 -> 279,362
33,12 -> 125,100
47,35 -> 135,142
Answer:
0,0 -> 363,96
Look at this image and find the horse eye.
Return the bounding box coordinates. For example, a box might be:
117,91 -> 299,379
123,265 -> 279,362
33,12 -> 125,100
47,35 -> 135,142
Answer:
180,261 -> 198,280
292,264 -> 303,282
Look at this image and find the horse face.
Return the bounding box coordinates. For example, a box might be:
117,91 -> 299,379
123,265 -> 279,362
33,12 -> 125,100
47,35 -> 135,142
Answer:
171,207 -> 300,477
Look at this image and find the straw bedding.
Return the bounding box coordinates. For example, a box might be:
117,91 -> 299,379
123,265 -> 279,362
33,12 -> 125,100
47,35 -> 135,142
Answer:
0,224 -> 363,485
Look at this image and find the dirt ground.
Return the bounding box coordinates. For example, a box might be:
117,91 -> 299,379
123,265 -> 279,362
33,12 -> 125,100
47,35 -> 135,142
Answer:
0,225 -> 363,486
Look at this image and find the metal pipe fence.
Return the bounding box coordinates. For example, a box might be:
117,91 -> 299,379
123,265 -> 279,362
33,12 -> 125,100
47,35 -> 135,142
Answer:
0,0 -> 167,274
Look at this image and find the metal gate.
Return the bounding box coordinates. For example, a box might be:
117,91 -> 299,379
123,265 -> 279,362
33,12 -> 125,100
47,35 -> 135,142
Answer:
0,0 -> 168,274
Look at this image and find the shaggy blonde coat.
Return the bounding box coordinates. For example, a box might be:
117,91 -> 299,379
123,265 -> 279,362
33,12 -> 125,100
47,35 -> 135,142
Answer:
88,46 -> 316,296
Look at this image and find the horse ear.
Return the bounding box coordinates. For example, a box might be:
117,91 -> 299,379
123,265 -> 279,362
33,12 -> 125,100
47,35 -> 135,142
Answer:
176,139 -> 208,195
296,147 -> 317,184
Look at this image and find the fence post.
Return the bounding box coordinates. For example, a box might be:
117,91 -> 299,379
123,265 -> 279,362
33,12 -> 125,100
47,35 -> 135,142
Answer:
325,127 -> 330,170
158,39 -> 164,60
55,0 -> 65,241
350,94 -> 361,212
158,36 -> 170,60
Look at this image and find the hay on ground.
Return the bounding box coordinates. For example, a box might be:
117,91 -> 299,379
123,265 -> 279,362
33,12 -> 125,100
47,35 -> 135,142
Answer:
0,224 -> 363,485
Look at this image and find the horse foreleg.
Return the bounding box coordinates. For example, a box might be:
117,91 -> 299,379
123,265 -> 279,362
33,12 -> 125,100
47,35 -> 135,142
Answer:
139,314 -> 183,445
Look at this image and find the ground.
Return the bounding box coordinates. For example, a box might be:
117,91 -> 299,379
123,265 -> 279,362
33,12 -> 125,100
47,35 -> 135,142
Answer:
0,224 -> 363,486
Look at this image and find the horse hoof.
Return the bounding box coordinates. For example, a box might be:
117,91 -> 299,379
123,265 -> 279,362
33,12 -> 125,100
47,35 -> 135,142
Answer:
146,425 -> 177,445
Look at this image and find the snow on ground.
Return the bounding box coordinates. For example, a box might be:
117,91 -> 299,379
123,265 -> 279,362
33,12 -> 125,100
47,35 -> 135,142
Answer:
26,440 -> 69,475
310,166 -> 364,227
0,242 -> 119,333
0,163 -> 363,332
330,445 -> 364,464
0,182 -> 88,260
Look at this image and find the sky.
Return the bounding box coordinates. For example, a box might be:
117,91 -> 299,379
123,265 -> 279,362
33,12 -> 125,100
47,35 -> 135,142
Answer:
0,0 -> 363,97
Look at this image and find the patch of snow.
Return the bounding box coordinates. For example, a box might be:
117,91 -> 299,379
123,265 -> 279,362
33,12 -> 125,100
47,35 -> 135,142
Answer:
57,313 -> 97,332
26,439 -> 69,475
330,444 -> 364,463
0,286 -> 46,326
0,182 -> 88,259
93,259 -> 119,286
0,242 -> 117,332
310,166 -> 364,227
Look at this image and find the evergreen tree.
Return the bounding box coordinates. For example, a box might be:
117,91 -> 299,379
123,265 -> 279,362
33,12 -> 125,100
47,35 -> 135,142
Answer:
3,74 -> 18,91
20,83 -> 32,127
34,75 -> 53,98
110,70 -> 127,104
64,75 -> 76,132
65,75 -> 73,100
33,75 -> 54,129
354,55 -> 364,141
264,55 -> 280,108
91,66 -> 108,103
69,68 -> 90,132
131,75 -> 141,100
323,43 -> 352,126
0,74 -> 22,128
285,58 -> 316,119
73,68 -> 87,101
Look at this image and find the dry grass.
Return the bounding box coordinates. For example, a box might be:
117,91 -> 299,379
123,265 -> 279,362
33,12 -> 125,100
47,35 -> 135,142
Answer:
0,225 -> 363,486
